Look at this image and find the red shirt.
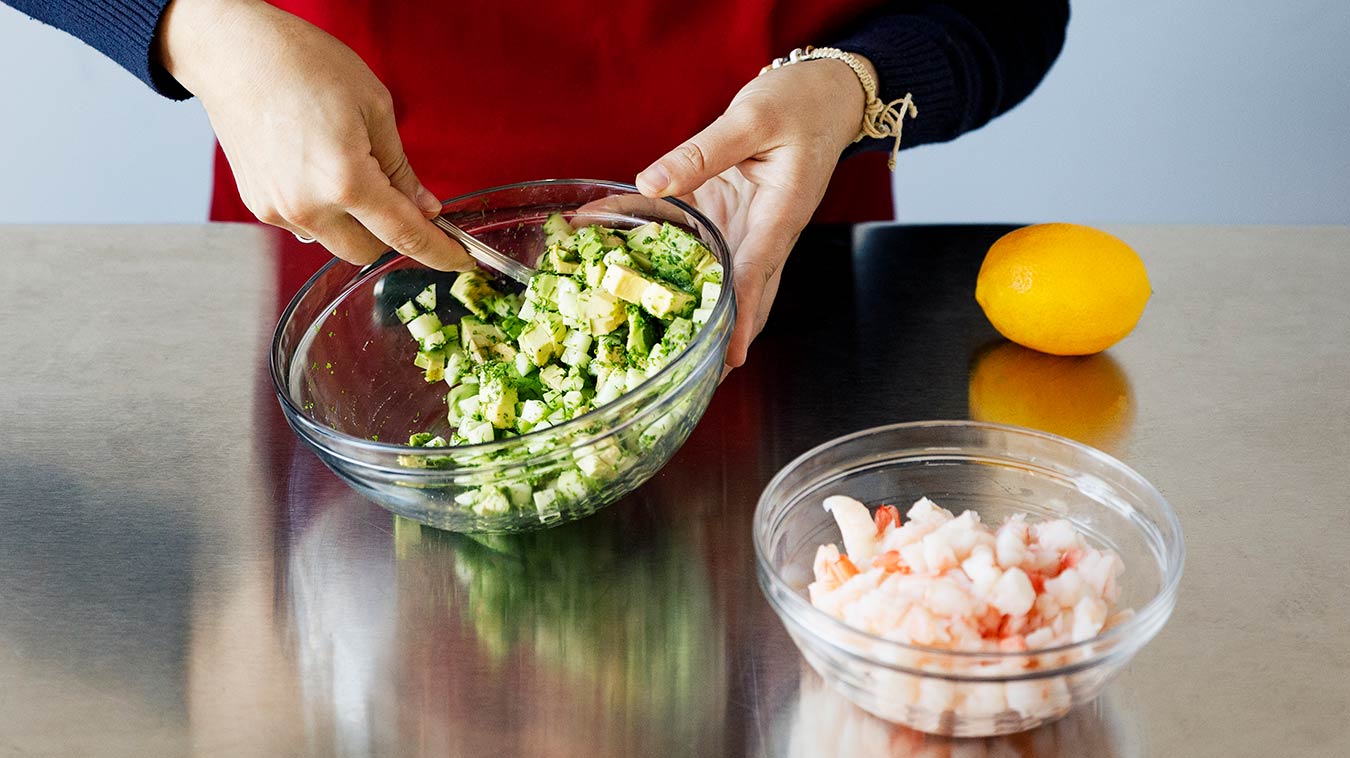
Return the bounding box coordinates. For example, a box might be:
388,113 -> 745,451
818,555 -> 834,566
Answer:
211,0 -> 893,240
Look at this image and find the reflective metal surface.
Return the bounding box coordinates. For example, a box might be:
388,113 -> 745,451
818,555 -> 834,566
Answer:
2,223 -> 1347,756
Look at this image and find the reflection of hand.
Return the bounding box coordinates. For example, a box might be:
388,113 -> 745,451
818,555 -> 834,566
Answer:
160,0 -> 471,270
636,58 -> 871,368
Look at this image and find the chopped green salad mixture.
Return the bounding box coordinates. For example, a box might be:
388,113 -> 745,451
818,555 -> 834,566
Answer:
391,214 -> 722,523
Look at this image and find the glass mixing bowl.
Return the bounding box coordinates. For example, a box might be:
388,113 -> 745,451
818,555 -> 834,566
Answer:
754,421 -> 1184,737
271,180 -> 735,533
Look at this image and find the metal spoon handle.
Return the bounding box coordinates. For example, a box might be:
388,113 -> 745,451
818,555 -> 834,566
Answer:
431,216 -> 534,285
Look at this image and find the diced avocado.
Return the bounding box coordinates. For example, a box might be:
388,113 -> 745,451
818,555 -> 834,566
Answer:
548,245 -> 579,274
406,312 -> 443,340
578,288 -> 625,335
440,323 -> 460,343
408,432 -> 436,446
583,259 -> 607,289
542,212 -> 574,245
395,300 -> 420,324
626,308 -> 657,357
421,349 -> 447,382
623,221 -> 663,254
593,334 -> 626,367
539,364 -> 567,391
601,263 -> 651,305
640,280 -> 695,319
517,313 -> 564,366
414,284 -> 437,311
490,339 -> 518,363
450,270 -> 500,316
461,318 -> 510,364
413,350 -> 435,370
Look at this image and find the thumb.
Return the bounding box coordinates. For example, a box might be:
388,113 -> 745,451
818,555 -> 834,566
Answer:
636,110 -> 758,198
367,101 -> 441,217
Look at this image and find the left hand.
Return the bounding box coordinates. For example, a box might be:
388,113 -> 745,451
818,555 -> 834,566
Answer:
636,56 -> 873,369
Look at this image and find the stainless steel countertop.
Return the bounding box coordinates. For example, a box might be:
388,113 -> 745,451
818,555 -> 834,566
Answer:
1,223 -> 1346,757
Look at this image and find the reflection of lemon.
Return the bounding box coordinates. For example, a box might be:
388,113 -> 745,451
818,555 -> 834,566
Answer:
969,341 -> 1134,451
975,224 -> 1150,356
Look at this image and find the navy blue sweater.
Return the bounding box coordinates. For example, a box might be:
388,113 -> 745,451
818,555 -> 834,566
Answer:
2,1 -> 1067,151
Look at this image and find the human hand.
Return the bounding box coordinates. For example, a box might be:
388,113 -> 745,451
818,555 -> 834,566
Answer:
159,0 -> 470,270
635,57 -> 872,368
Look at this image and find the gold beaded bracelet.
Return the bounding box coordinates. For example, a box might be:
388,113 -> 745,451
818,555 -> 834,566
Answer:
761,46 -> 917,170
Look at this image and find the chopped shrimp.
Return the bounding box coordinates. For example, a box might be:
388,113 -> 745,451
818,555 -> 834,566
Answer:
823,495 -> 879,563
873,504 -> 900,534
989,567 -> 1036,617
810,496 -> 1129,657
995,515 -> 1030,569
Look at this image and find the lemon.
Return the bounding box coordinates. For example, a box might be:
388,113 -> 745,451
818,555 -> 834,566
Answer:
975,224 -> 1150,356
969,341 -> 1134,452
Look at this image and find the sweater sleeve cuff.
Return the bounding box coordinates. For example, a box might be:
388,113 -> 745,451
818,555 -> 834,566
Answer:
830,16 -> 967,154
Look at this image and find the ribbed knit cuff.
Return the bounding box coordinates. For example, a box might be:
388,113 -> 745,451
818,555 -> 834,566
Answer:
9,0 -> 191,100
831,15 -> 965,155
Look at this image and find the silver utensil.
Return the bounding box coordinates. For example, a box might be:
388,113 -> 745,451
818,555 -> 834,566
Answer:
430,215 -> 534,285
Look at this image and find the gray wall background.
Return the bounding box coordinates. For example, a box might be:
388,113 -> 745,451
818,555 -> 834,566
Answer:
1,1 -> 1346,225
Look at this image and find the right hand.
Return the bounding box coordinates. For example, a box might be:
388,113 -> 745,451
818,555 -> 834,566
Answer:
158,0 -> 471,270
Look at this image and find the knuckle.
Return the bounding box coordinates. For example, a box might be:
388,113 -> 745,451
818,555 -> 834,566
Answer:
383,222 -> 431,257
328,168 -> 366,207
673,141 -> 709,175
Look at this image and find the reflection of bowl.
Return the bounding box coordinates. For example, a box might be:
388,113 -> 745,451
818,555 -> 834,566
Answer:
754,421 -> 1184,737
969,341 -> 1135,452
781,664 -> 1125,757
270,180 -> 735,533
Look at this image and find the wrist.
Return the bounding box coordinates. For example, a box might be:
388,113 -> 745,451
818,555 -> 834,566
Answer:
815,55 -> 877,150
157,0 -> 259,97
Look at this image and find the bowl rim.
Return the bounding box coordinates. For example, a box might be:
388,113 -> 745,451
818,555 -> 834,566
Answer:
753,419 -> 1185,664
269,178 -> 734,460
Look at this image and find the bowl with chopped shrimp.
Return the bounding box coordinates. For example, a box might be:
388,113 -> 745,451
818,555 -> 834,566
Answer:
753,421 -> 1184,737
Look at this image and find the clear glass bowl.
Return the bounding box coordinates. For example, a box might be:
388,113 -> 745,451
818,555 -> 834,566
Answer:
270,180 -> 735,533
754,421 -> 1184,737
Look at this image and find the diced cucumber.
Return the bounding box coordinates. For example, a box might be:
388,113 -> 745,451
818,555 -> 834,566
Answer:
395,300 -> 420,324
414,284 -> 437,311
419,329 -> 448,352
542,213 -> 574,245
406,312 -> 443,340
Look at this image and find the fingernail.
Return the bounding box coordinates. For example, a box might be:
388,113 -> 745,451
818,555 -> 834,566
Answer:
636,164 -> 670,196
416,185 -> 441,215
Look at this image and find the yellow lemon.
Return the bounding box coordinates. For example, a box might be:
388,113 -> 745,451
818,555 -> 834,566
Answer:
975,224 -> 1150,356
968,341 -> 1134,452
